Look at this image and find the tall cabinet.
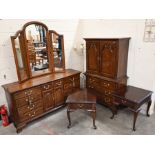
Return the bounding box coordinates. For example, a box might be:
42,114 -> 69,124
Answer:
85,38 -> 130,118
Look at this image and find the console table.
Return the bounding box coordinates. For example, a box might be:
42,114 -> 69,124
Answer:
113,86 -> 153,131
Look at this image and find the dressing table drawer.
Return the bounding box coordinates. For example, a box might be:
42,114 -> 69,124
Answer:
18,106 -> 43,122
14,93 -> 42,108
14,87 -> 41,100
42,82 -> 53,91
17,100 -> 43,115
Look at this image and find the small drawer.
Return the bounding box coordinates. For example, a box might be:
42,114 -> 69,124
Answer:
19,106 -> 43,122
15,93 -> 42,108
17,100 -> 43,115
104,90 -> 112,96
63,77 -> 73,83
14,87 -> 41,99
101,80 -> 115,90
68,103 -> 94,110
115,97 -> 135,108
102,96 -> 113,105
54,80 -> 63,88
64,82 -> 72,90
42,82 -> 53,91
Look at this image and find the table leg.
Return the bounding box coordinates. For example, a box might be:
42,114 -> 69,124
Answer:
110,105 -> 117,119
133,110 -> 140,131
67,110 -> 71,128
146,100 -> 152,117
91,110 -> 97,129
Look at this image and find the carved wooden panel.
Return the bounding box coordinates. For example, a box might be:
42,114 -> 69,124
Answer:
43,90 -> 55,111
86,41 -> 100,74
100,41 -> 117,78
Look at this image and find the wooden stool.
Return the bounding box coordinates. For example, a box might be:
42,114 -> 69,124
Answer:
66,89 -> 97,129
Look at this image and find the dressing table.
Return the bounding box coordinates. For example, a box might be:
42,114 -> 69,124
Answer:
2,21 -> 80,133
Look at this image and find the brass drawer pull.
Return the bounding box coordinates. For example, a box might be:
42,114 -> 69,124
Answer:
44,85 -> 50,89
79,104 -> 83,108
105,98 -> 110,102
25,90 -> 33,95
31,112 -> 36,117
105,91 -> 111,95
122,100 -> 126,104
28,105 -> 35,110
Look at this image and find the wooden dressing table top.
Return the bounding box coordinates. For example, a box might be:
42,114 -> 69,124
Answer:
2,69 -> 81,94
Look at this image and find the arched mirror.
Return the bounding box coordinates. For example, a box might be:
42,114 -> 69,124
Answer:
11,31 -> 29,82
11,21 -> 66,83
24,22 -> 52,77
50,30 -> 65,72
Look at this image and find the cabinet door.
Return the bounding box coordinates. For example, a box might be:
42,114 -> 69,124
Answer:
86,41 -> 100,74
43,89 -> 55,111
100,40 -> 118,78
54,87 -> 64,107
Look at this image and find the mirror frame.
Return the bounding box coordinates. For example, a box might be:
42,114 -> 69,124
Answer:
23,21 -> 54,78
11,21 -> 66,83
11,30 -> 30,83
49,30 -> 65,73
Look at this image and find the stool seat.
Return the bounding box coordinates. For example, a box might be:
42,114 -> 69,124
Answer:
66,89 -> 97,129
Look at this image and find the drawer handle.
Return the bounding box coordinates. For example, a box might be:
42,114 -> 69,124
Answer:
122,100 -> 126,104
28,105 -> 35,110
105,91 -> 111,95
79,104 -> 83,108
105,98 -> 110,102
25,90 -> 33,95
44,85 -> 50,89
25,98 -> 28,102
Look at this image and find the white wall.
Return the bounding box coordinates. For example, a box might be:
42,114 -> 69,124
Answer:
0,19 -> 155,114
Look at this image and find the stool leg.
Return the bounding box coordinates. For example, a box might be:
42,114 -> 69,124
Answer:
67,110 -> 71,128
92,110 -> 97,129
146,100 -> 151,117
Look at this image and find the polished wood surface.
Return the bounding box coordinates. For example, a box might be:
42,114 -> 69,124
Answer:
113,86 -> 152,104
85,38 -> 130,118
113,85 -> 153,131
2,69 -> 80,133
2,69 -> 80,93
66,89 -> 96,104
66,89 -> 97,129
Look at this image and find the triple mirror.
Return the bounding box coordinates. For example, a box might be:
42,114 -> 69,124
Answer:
11,21 -> 65,83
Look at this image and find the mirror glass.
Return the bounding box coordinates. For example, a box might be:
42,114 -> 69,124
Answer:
51,33 -> 64,71
14,34 -> 28,81
25,24 -> 49,76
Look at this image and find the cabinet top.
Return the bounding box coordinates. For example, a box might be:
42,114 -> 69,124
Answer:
2,69 -> 81,94
84,37 -> 131,40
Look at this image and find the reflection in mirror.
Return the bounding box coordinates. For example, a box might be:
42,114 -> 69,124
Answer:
14,34 -> 28,81
25,24 -> 49,76
51,32 -> 63,71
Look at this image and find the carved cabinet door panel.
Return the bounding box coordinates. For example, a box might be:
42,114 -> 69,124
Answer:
86,41 -> 100,74
100,40 -> 118,78
43,90 -> 55,111
54,87 -> 64,107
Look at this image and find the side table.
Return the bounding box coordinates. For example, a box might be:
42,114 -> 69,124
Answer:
113,85 -> 153,131
66,89 -> 97,129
